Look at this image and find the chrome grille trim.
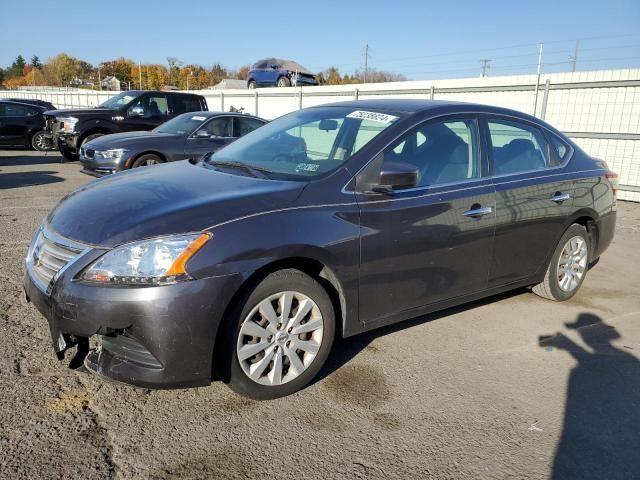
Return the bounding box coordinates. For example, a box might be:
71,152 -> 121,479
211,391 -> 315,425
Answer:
26,225 -> 91,294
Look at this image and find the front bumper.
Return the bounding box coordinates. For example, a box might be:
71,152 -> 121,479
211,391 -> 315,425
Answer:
24,255 -> 243,389
79,147 -> 131,177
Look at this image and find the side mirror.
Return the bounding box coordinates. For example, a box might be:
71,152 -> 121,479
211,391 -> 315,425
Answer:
318,119 -> 338,131
194,129 -> 211,138
375,162 -> 419,192
128,105 -> 144,118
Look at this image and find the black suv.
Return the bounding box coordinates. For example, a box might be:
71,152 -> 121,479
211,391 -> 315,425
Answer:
44,91 -> 208,161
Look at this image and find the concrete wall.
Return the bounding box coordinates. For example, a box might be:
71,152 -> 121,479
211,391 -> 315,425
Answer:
3,68 -> 639,201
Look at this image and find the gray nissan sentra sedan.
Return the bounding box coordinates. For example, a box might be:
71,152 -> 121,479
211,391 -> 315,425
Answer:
24,100 -> 617,399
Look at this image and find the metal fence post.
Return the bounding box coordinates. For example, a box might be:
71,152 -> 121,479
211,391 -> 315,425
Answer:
298,89 -> 303,110
354,88 -> 359,100
220,92 -> 224,112
540,79 -> 551,120
255,90 -> 259,116
430,85 -> 435,100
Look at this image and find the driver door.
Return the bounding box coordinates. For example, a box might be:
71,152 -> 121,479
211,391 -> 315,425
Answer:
185,116 -> 235,158
356,116 -> 496,328
122,93 -> 170,131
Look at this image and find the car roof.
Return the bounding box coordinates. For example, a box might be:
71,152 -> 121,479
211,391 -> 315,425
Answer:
316,99 -> 542,122
0,100 -> 46,110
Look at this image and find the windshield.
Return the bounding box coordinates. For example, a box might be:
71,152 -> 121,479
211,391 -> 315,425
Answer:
98,92 -> 139,109
154,113 -> 209,135
209,106 -> 400,178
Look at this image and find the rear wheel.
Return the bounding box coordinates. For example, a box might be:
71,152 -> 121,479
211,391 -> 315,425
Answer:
30,131 -> 49,151
532,224 -> 590,301
222,269 -> 335,400
132,153 -> 163,168
277,76 -> 291,87
248,80 -> 256,89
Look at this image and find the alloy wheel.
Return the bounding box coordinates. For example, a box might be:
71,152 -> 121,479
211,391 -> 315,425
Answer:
557,236 -> 588,292
236,291 -> 324,386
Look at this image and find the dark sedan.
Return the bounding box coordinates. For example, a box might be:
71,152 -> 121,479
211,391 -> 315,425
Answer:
0,100 -> 51,151
24,100 -> 617,399
79,111 -> 267,176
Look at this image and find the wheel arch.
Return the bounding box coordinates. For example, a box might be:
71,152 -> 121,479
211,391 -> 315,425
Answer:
211,256 -> 347,380
79,127 -> 114,145
129,150 -> 168,168
567,209 -> 599,258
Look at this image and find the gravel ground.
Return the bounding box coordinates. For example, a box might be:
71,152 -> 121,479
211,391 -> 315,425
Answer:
1,150 -> 639,480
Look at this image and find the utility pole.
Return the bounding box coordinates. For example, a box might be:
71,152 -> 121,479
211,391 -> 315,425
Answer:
98,68 -> 102,91
571,40 -> 579,72
139,62 -> 143,89
480,59 -> 491,77
364,44 -> 369,83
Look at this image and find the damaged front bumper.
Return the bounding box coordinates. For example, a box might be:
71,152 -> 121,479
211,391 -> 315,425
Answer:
24,253 -> 243,389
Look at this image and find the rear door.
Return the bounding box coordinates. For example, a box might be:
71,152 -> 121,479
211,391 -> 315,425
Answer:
357,115 -> 496,327
485,116 -> 575,287
171,94 -> 206,115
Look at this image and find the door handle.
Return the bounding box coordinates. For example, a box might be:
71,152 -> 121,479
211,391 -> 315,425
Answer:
463,206 -> 493,218
550,192 -> 571,203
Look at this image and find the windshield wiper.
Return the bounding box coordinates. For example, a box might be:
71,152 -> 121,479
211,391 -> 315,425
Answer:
208,160 -> 273,178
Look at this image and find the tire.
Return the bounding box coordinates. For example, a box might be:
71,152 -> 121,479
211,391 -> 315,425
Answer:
30,130 -> 49,151
276,76 -> 291,87
222,269 -> 336,400
81,133 -> 104,147
132,153 -> 163,168
532,224 -> 590,301
247,80 -> 256,89
60,148 -> 78,162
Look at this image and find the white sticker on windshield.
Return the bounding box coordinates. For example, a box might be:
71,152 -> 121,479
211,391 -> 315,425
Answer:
191,115 -> 207,121
296,163 -> 320,172
347,110 -> 398,124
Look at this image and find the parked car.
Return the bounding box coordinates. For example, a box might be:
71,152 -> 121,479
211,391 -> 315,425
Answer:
24,100 -> 617,399
43,90 -> 208,161
0,100 -> 51,151
247,58 -> 318,88
1,98 -> 57,110
79,112 -> 267,177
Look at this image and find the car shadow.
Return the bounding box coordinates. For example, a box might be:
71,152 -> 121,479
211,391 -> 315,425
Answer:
539,313 -> 640,480
0,150 -> 64,166
0,171 -> 64,189
314,287 -> 529,384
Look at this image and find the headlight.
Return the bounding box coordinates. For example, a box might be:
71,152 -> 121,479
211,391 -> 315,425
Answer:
94,148 -> 128,160
58,117 -> 78,133
82,233 -> 211,285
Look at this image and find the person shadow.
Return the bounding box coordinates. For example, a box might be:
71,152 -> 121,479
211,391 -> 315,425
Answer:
539,313 -> 640,480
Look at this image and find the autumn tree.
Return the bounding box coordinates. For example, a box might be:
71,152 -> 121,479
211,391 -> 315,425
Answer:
30,55 -> 42,69
166,57 -> 183,86
43,53 -> 85,86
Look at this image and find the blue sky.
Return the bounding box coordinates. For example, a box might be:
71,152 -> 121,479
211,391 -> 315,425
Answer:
1,0 -> 639,80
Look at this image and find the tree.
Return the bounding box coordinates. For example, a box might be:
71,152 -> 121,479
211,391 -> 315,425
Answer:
30,55 -> 42,69
7,55 -> 26,78
166,57 -> 183,86
100,58 -> 135,88
43,53 -> 84,86
210,63 -> 227,86
0,68 -> 4,86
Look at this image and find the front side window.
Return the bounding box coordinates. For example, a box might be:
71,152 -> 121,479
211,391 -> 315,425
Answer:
201,117 -> 233,137
209,107 -> 401,178
379,118 -> 481,188
129,94 -> 169,119
2,104 -> 35,116
488,120 -> 551,175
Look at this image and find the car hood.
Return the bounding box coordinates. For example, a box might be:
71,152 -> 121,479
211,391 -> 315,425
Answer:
85,131 -> 181,149
44,108 -> 117,117
46,161 -> 306,248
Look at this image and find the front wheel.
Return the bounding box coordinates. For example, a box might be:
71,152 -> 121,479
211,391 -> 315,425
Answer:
132,153 -> 163,168
532,224 -> 590,301
222,269 -> 335,400
247,80 -> 256,89
31,131 -> 49,151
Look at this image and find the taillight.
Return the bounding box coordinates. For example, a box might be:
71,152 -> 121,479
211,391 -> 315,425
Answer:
605,171 -> 619,197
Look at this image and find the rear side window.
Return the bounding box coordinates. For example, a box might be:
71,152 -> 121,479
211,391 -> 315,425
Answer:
2,104 -> 35,116
201,117 -> 232,137
234,117 -> 265,137
174,96 -> 203,114
488,120 -> 550,175
548,132 -> 571,165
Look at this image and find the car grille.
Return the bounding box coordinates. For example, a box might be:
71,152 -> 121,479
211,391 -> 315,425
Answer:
28,226 -> 89,293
